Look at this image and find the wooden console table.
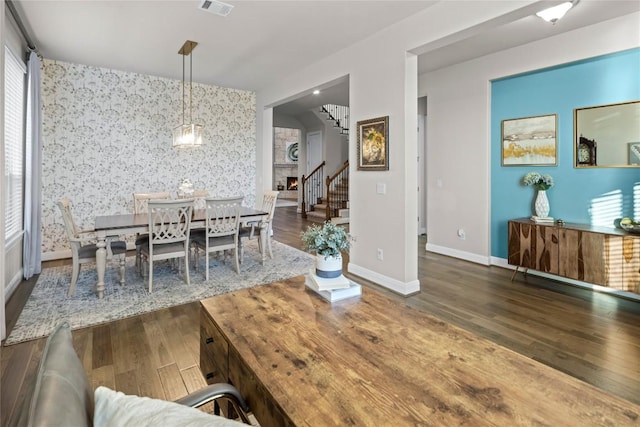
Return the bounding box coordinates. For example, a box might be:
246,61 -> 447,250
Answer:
199,278 -> 640,426
508,218 -> 640,294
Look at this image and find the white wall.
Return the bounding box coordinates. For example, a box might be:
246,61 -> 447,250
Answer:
420,12 -> 640,265
256,1 -> 533,294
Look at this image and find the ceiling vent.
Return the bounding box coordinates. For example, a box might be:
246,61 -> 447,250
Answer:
199,0 -> 234,17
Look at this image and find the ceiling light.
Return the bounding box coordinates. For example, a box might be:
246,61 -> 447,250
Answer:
173,40 -> 203,148
313,90 -> 320,95
536,1 -> 575,24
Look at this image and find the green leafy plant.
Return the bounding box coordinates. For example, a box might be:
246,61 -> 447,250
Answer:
301,221 -> 351,259
523,172 -> 554,190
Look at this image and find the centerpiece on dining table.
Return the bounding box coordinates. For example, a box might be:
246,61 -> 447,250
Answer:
177,178 -> 194,198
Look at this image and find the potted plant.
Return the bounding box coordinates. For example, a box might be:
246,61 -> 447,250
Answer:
301,221 -> 351,278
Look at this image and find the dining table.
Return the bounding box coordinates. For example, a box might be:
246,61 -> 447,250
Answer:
93,206 -> 269,298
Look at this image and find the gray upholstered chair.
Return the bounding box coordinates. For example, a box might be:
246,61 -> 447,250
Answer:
192,196 -> 243,279
239,190 -> 279,262
57,198 -> 127,297
139,199 -> 194,292
13,322 -> 250,426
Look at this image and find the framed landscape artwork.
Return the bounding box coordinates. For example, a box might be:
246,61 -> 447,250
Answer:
501,114 -> 557,166
357,116 -> 389,171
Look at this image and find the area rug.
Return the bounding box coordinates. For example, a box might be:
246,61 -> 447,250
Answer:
5,240 -> 315,345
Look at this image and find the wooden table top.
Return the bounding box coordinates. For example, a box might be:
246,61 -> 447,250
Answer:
200,277 -> 640,426
95,206 -> 267,231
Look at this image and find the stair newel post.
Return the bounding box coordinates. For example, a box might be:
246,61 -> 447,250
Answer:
301,174 -> 307,218
325,175 -> 331,221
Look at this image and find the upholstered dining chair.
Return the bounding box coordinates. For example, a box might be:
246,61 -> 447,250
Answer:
133,192 -> 171,274
57,198 -> 127,297
139,199 -> 194,293
239,190 -> 279,262
192,196 -> 244,279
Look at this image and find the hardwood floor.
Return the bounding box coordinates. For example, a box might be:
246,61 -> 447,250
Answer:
2,206 -> 639,426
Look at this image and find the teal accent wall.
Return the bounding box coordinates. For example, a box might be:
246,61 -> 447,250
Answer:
491,48 -> 640,258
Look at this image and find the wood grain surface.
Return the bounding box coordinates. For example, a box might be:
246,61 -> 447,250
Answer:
201,279 -> 640,427
3,208 -> 639,427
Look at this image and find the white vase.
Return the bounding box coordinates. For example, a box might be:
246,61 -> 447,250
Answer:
535,190 -> 550,218
316,253 -> 342,278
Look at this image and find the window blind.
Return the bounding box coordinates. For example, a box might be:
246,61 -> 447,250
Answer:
4,46 -> 26,244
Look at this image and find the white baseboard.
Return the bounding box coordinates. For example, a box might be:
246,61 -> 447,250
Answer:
5,268 -> 24,303
425,243 -> 491,266
347,263 -> 420,295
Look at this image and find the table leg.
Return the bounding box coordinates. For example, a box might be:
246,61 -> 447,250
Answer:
259,222 -> 268,265
96,230 -> 107,299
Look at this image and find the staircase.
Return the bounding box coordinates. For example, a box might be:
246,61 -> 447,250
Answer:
320,104 -> 349,137
302,161 -> 349,224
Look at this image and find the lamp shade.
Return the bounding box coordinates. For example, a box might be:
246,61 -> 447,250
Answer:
173,123 -> 204,148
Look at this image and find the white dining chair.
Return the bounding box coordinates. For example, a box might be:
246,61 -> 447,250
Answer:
57,198 -> 127,297
139,199 -> 194,293
239,190 -> 279,262
192,196 -> 244,279
133,192 -> 172,274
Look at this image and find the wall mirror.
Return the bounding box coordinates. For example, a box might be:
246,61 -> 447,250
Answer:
574,100 -> 640,168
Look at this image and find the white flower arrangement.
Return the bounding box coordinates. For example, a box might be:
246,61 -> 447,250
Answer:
523,172 -> 554,191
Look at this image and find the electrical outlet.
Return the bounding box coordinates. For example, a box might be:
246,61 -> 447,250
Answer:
457,228 -> 466,240
377,248 -> 383,261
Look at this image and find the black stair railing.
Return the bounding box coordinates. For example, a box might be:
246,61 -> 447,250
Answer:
301,161 -> 325,218
325,161 -> 349,220
320,104 -> 349,136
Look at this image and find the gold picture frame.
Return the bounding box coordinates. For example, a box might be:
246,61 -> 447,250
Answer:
357,116 -> 389,171
501,114 -> 557,166
574,100 -> 640,168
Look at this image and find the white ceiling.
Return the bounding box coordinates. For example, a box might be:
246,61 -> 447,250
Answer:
11,0 -> 640,113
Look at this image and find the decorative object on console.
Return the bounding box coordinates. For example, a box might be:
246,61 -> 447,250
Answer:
173,40 -> 203,148
501,114 -> 557,166
523,171 -> 554,219
619,217 -> 640,234
577,136 -> 597,166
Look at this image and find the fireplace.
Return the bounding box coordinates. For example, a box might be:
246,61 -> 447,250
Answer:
287,176 -> 298,191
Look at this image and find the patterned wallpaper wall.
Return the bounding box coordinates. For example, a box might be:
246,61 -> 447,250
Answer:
41,59 -> 256,254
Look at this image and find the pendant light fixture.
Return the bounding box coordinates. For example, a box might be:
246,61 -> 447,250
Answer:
173,40 -> 203,148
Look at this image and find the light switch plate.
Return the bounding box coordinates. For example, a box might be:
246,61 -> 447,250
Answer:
376,183 -> 386,194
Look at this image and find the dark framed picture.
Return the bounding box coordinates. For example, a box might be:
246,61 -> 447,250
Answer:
501,113 -> 557,166
357,116 -> 389,171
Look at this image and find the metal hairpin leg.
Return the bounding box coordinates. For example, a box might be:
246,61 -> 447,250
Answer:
510,266 -> 528,281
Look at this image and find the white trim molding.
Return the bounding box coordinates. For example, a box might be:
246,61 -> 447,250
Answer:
5,269 -> 23,303
426,243 -> 491,266
348,263 -> 420,295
